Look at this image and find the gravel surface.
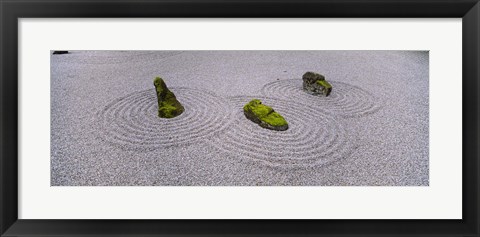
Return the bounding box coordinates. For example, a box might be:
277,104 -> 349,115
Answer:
51,50 -> 429,186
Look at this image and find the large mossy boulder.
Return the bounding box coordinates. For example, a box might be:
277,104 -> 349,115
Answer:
302,71 -> 332,96
153,77 -> 184,118
243,99 -> 288,131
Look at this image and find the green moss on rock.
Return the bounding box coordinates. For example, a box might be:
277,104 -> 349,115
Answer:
302,71 -> 332,96
243,99 -> 288,131
153,77 -> 184,118
303,71 -> 325,83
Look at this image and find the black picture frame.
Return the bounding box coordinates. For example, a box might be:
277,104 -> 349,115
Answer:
1,0 -> 479,236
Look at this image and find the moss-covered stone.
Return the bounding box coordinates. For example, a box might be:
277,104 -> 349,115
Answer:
243,99 -> 288,131
153,77 -> 184,118
303,71 -> 325,83
302,71 -> 332,96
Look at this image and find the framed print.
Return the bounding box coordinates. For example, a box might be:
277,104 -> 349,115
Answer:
1,0 -> 479,236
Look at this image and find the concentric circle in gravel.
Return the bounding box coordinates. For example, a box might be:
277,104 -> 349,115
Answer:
96,88 -> 233,150
261,79 -> 382,118
209,96 -> 356,168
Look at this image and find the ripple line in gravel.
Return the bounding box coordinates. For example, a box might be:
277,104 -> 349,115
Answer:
96,87 -> 234,151
261,79 -> 382,118
208,96 -> 358,168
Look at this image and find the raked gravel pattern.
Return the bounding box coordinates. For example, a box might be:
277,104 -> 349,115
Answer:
261,80 -> 382,118
209,96 -> 357,168
51,50 -> 429,186
96,87 -> 233,150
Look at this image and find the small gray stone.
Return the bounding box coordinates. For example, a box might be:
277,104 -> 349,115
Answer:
53,51 -> 69,55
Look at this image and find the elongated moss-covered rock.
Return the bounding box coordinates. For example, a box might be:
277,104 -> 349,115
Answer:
153,77 -> 184,118
243,99 -> 288,131
302,71 -> 332,96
